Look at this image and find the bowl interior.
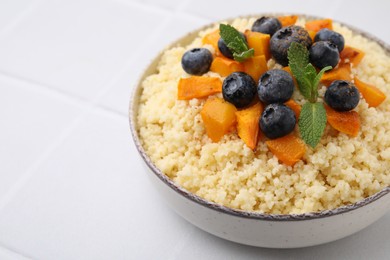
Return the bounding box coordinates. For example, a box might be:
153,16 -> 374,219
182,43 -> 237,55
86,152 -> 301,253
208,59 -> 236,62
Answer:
129,14 -> 390,220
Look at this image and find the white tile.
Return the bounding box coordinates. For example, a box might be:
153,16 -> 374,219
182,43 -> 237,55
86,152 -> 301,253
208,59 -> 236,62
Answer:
0,0 -> 36,33
182,0 -> 339,21
0,111 -> 194,260
99,13 -> 211,114
0,0 -> 167,100
0,76 -> 81,199
123,0 -> 183,10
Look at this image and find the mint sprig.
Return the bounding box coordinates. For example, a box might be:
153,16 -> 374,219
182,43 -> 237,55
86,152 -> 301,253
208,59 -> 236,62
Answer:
298,102 -> 327,148
287,42 -> 332,148
219,24 -> 254,62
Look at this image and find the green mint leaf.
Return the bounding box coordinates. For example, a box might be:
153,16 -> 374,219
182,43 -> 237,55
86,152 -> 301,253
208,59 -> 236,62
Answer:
226,36 -> 248,54
288,43 -> 333,103
313,66 -> 332,90
219,24 -> 244,45
288,42 -> 309,79
233,48 -> 254,62
304,64 -> 318,102
219,24 -> 253,62
298,102 -> 327,148
288,42 -> 312,99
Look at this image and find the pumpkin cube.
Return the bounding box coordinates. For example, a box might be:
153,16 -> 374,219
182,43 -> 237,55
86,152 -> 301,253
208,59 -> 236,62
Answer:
266,134 -> 306,166
177,76 -> 222,100
244,30 -> 271,60
305,19 -> 333,32
354,77 -> 386,107
236,102 -> 264,150
243,55 -> 268,82
210,56 -> 245,77
340,46 -> 365,67
201,98 -> 237,142
325,105 -> 360,137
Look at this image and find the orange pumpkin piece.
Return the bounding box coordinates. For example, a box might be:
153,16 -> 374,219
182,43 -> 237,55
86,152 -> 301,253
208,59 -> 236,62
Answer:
321,64 -> 352,85
278,15 -> 298,27
340,46 -> 365,66
210,56 -> 245,77
202,29 -> 221,56
354,77 -> 386,107
200,98 -> 237,142
325,105 -> 360,137
308,30 -> 317,42
236,102 -> 264,150
284,99 -> 301,119
244,30 -> 271,60
266,134 -> 306,166
177,76 -> 223,100
243,55 -> 268,82
305,19 -> 333,32
282,66 -> 298,86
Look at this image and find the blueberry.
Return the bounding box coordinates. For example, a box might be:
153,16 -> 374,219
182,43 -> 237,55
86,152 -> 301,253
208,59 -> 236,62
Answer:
270,26 -> 312,66
181,48 -> 213,75
252,17 -> 282,36
260,103 -> 296,139
218,32 -> 246,59
314,29 -> 345,52
324,80 -> 360,111
222,72 -> 257,108
258,69 -> 294,103
309,41 -> 340,69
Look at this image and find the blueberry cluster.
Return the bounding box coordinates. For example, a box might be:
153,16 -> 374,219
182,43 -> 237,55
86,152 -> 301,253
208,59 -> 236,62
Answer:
180,18 -> 360,142
310,29 -> 345,69
257,70 -> 296,139
268,23 -> 344,70
221,69 -> 296,139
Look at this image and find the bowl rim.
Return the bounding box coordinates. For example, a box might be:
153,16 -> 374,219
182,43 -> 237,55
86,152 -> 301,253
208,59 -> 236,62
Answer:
129,13 -> 390,221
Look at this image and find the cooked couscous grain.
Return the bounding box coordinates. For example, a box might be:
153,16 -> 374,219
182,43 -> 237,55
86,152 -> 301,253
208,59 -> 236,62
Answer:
137,18 -> 390,214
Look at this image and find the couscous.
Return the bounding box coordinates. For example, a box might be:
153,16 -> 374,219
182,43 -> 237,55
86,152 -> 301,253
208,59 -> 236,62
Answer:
137,17 -> 390,214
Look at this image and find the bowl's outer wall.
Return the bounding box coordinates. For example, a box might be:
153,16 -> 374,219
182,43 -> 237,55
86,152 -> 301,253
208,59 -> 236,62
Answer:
142,159 -> 390,248
130,14 -> 390,248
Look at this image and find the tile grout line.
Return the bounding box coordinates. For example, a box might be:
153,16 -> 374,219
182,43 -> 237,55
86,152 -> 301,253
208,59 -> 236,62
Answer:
0,71 -> 91,109
0,0 -> 206,215
0,104 -> 92,213
0,0 -> 210,113
0,243 -> 34,260
0,0 -> 178,215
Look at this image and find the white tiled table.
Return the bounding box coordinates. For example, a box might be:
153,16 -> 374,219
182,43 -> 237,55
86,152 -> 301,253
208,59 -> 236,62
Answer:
1,0 -> 389,259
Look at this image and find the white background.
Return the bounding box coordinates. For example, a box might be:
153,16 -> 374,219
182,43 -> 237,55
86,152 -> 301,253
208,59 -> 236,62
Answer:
0,0 -> 389,259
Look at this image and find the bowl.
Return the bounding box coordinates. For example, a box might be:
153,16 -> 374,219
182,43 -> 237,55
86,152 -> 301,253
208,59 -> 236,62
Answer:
129,14 -> 390,248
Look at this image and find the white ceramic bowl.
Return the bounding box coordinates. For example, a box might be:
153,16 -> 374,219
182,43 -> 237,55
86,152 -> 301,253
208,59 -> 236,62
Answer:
129,14 -> 390,248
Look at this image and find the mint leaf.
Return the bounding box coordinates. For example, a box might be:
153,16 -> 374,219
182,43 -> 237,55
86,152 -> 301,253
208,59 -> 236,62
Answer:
226,36 -> 247,53
288,42 -> 333,103
219,24 -> 253,62
233,48 -> 255,62
288,43 -> 333,148
220,24 -> 245,45
298,102 -> 327,148
288,42 -> 309,69
304,63 -> 318,102
313,66 -> 332,90
288,42 -> 312,100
